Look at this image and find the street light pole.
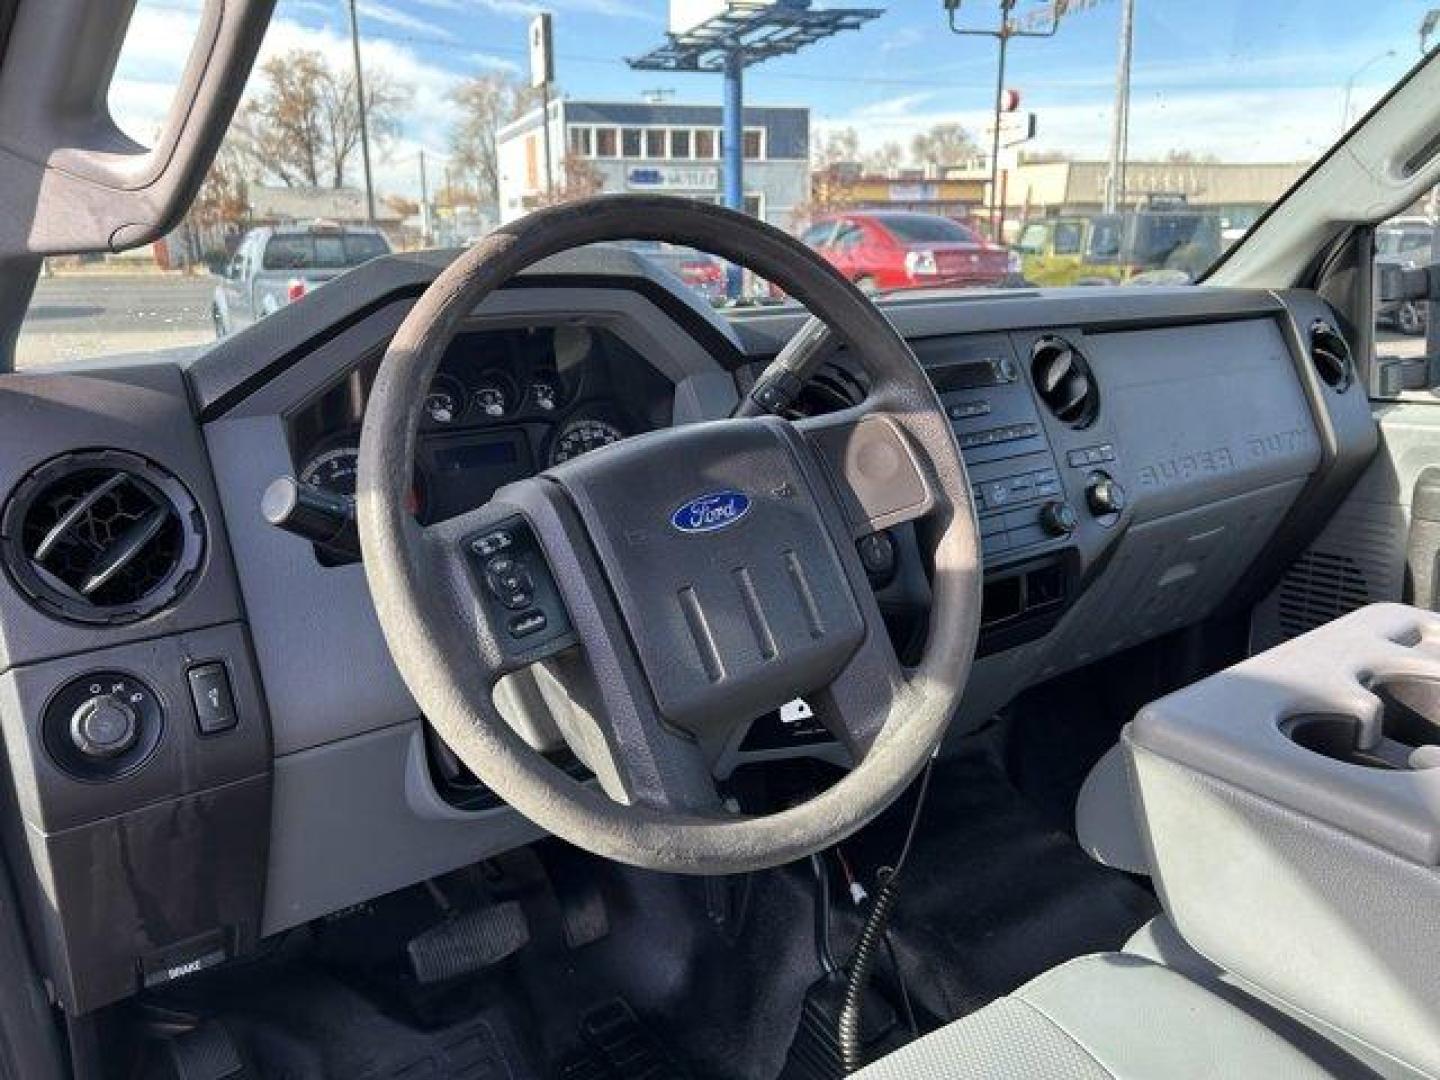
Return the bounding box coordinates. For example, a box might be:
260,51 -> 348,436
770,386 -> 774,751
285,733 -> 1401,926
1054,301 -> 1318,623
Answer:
946,0 -> 1063,242
1103,0 -> 1134,214
346,0 -> 377,226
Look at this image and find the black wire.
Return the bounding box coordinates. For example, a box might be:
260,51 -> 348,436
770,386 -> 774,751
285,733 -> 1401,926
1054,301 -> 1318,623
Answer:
810,852 -> 839,975
883,930 -> 919,1037
893,752 -> 937,877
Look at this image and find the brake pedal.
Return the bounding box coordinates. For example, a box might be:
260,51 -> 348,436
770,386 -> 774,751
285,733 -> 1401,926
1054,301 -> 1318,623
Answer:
405,899 -> 529,985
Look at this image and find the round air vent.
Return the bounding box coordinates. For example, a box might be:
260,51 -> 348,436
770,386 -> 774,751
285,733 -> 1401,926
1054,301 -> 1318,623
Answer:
1,451 -> 205,624
1031,335 -> 1099,428
1309,320 -> 1354,392
783,361 -> 869,418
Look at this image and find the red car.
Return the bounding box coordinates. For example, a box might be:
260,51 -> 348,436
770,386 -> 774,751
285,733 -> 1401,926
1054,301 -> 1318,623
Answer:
800,211 -> 1017,292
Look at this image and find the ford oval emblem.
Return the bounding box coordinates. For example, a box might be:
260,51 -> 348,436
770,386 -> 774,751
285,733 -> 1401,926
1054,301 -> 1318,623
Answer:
671,490 -> 750,534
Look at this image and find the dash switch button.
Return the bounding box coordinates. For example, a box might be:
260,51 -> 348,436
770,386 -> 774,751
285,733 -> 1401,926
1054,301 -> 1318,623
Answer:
188,663 -> 238,735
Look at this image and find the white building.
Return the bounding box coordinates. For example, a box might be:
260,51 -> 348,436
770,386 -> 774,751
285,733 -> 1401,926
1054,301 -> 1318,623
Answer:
497,98 -> 810,229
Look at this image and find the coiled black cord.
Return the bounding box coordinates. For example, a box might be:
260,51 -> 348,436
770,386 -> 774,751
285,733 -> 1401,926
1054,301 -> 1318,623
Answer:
837,754 -> 936,1074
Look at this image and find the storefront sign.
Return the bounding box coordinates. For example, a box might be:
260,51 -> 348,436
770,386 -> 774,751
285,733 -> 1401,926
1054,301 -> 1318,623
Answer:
626,166 -> 720,192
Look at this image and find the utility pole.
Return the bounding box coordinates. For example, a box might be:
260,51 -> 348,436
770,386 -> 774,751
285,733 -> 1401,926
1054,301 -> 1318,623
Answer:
418,150 -> 431,246
346,0 -> 376,226
1103,0 -> 1134,214
530,15 -> 556,199
945,0 -> 1063,241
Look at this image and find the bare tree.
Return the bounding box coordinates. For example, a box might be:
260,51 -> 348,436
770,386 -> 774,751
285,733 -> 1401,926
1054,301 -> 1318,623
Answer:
863,141 -> 904,174
449,73 -> 543,209
235,49 -> 409,189
533,153 -> 605,208
811,126 -> 860,170
910,122 -> 979,169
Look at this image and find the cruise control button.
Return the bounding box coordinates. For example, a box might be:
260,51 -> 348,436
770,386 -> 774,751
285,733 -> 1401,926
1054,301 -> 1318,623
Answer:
509,611 -> 548,638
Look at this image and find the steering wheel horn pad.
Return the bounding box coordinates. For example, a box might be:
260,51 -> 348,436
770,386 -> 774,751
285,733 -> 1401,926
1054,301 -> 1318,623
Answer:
357,195 -> 981,874
551,415 -> 865,738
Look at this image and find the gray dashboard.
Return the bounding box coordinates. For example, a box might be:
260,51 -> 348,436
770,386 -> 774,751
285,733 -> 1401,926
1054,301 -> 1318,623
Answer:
0,247 -> 1376,1015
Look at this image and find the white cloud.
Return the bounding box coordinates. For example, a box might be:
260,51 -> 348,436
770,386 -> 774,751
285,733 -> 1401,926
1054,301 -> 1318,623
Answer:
817,82 -> 1393,165
356,1 -> 456,40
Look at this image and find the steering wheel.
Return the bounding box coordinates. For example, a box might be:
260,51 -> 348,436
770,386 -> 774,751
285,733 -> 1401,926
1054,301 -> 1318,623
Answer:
356,196 -> 980,874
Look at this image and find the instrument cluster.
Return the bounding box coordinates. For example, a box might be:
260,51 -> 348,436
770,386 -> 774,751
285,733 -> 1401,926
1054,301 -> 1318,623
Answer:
288,323 -> 671,526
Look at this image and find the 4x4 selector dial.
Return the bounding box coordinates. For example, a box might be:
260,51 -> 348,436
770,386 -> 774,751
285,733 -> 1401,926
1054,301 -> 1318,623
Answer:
69,694 -> 140,759
1086,474 -> 1127,520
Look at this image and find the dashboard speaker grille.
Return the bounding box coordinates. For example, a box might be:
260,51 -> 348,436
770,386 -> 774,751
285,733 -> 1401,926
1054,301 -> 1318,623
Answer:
1308,320 -> 1354,392
1030,335 -> 1099,428
1,451 -> 204,624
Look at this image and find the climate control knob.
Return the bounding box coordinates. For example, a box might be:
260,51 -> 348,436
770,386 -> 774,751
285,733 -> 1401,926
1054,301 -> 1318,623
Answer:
1040,500 -> 1079,537
69,695 -> 140,759
1086,476 -> 1127,517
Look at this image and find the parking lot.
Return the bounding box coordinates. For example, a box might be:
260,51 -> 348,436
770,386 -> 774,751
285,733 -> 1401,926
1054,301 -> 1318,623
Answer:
18,273 -> 216,367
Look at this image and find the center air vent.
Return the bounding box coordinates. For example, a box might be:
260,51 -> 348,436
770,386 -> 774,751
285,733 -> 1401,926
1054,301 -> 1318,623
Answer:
0,451 -> 204,625
1030,335 -> 1099,428
1309,320 -> 1354,392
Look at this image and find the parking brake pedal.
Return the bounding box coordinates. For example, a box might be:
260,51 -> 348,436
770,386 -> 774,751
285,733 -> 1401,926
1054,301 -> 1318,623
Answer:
405,899 -> 529,985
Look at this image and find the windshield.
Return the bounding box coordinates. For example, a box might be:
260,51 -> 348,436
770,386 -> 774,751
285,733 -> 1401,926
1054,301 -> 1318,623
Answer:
13,0 -> 1432,366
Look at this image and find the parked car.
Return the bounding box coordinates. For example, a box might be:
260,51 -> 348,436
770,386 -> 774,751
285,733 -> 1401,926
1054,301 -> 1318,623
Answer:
800,211 -> 1017,292
614,240 -> 729,304
212,222 -> 391,336
1016,209 -> 1223,285
1375,218 -> 1433,335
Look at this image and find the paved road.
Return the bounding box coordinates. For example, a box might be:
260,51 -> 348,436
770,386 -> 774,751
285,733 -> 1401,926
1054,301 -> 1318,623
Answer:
19,273 -> 217,366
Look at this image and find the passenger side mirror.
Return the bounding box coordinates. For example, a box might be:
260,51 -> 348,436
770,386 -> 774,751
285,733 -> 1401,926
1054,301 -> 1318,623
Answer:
0,0 -> 275,259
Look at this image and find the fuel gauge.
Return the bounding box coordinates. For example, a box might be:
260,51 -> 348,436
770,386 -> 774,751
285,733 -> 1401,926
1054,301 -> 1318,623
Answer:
529,370 -> 563,413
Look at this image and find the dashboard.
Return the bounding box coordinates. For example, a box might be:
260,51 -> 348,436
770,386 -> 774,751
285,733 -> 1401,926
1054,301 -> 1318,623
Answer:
0,245 -> 1378,1017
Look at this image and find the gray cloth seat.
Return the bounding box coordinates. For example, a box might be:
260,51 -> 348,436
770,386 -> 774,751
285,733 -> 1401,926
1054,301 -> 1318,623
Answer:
856,952 -> 1375,1079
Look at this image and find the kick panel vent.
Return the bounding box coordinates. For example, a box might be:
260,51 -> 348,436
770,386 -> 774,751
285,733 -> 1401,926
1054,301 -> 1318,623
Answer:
1030,335 -> 1099,428
1,451 -> 205,624
1275,549 -> 1370,638
1308,320 -> 1354,392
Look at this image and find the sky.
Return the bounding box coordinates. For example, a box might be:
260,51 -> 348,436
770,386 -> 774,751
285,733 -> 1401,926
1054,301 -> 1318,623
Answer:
110,0 -> 1436,201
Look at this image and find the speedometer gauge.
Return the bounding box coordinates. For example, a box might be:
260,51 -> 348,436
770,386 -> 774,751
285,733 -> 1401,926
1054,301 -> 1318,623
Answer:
550,419 -> 626,465
298,445 -> 359,501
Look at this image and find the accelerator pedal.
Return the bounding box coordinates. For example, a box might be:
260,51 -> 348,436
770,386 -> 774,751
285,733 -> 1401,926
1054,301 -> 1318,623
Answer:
404,899 -> 529,986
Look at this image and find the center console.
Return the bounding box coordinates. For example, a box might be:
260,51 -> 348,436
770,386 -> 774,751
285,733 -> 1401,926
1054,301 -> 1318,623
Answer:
1127,603 -> 1440,1077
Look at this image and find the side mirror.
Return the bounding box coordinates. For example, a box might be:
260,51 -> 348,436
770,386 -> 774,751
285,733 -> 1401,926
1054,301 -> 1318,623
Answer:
0,0 -> 275,258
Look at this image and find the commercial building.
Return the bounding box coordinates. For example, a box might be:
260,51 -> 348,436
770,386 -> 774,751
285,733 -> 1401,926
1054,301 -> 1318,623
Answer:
997,159 -> 1309,231
496,99 -> 809,229
811,164 -> 986,219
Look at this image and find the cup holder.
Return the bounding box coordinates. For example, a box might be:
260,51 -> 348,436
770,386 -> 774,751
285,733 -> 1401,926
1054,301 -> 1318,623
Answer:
1282,674 -> 1440,770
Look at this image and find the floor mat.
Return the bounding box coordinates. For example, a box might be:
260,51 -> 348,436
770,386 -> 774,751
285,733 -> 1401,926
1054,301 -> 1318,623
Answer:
835,743 -> 1161,1022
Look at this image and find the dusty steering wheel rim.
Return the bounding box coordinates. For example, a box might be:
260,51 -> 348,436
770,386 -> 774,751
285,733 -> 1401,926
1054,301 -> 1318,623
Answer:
357,195 -> 981,874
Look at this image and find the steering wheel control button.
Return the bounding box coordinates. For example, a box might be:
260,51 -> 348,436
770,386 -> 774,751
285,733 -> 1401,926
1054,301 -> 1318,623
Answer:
509,611 -> 548,639
470,529 -> 513,557
43,671 -> 165,780
188,663 -> 238,735
70,695 -> 139,759
466,516 -> 574,656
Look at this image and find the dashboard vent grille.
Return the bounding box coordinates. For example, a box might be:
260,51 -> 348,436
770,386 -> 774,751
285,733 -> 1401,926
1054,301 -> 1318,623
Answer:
1275,549 -> 1370,638
1,451 -> 204,624
1030,335 -> 1099,428
1308,320 -> 1354,392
